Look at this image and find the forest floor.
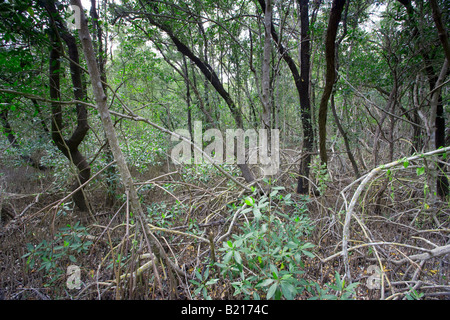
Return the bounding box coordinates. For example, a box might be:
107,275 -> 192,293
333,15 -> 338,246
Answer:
0,151 -> 449,300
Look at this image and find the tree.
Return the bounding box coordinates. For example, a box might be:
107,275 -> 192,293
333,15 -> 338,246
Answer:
297,0 -> 315,193
396,0 -> 448,199
429,0 -> 449,199
258,0 -> 315,194
43,0 -> 91,211
318,0 -> 346,168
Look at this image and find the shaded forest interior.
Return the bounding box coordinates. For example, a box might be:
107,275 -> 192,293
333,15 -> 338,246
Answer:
0,0 -> 449,300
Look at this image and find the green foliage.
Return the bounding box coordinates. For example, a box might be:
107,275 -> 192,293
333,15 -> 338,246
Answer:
405,288 -> 424,300
310,156 -> 330,194
189,187 -> 361,300
309,272 -> 360,300
189,267 -> 219,300
146,201 -> 189,230
212,189 -> 315,300
22,221 -> 93,286
120,125 -> 167,172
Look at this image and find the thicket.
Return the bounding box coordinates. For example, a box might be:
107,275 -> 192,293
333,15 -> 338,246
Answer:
0,0 -> 449,300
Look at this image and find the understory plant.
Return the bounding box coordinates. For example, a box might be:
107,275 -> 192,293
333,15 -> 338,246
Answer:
22,221 -> 93,287
195,187 -> 316,300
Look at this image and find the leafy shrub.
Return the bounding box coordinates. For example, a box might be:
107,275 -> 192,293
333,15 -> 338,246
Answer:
22,221 -> 93,287
308,271 -> 360,300
191,187 -> 316,300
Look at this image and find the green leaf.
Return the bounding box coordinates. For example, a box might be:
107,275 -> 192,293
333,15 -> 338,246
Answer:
280,282 -> 296,300
416,167 -> 425,176
302,242 -> 315,249
234,251 -> 242,265
346,282 -> 360,291
286,241 -> 298,249
223,251 -> 233,263
267,283 -> 278,299
205,279 -> 219,286
21,252 -> 31,259
244,196 -> 255,207
253,207 -> 261,220
259,279 -> 275,287
241,208 -> 253,214
27,7 -> 34,16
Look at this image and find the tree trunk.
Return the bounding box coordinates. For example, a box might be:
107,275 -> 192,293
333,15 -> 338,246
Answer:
183,56 -> 194,155
429,0 -> 449,198
90,0 -> 117,206
297,0 -> 315,194
330,93 -> 360,178
44,0 -> 91,211
429,60 -> 449,199
71,0 -> 170,296
398,0 -> 449,199
258,0 -> 315,193
72,1 -> 185,295
318,0 -> 345,167
261,0 -> 272,131
429,0 -> 450,63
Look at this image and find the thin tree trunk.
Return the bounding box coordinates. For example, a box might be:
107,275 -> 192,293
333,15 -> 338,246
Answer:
373,81 -> 398,165
318,0 -> 346,167
429,0 -> 449,199
430,60 -> 449,198
429,0 -> 450,63
90,0 -> 117,207
72,1 -> 184,297
330,93 -> 360,178
398,0 -> 449,199
183,56 -> 194,155
297,0 -> 315,194
261,0 -> 272,131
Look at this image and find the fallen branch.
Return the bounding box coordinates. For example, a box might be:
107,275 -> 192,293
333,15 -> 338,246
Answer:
399,244 -> 450,263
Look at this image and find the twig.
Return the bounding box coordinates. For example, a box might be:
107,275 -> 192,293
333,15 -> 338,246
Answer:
215,203 -> 248,244
147,223 -> 210,243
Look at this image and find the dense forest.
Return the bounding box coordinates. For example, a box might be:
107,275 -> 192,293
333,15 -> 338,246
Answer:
0,0 -> 449,300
